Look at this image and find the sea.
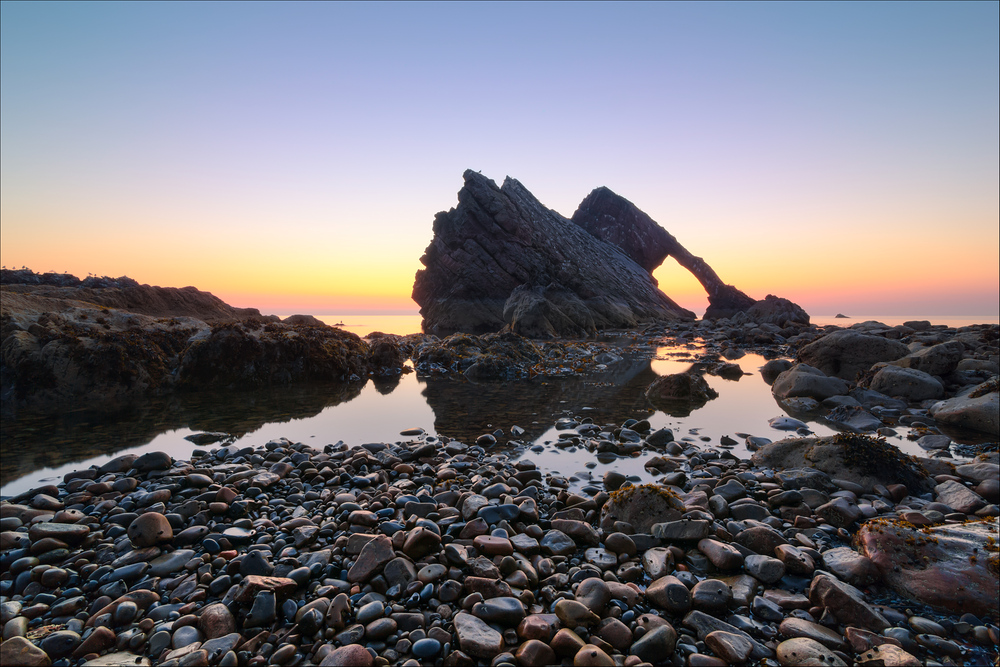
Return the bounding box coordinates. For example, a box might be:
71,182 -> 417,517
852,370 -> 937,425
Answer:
1,313 -> 996,497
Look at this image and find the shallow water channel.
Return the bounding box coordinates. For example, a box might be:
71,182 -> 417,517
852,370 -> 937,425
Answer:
0,339 -> 978,498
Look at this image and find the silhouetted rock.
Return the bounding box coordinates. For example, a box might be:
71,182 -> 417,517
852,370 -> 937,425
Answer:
412,171 -> 693,337
731,295 -> 810,327
1,271 -> 387,411
571,188 -> 807,324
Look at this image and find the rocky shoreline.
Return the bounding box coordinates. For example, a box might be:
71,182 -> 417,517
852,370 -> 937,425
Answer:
0,416 -> 997,667
3,270 -> 1000,666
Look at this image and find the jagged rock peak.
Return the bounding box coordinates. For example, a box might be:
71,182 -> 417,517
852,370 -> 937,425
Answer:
412,171 -> 694,338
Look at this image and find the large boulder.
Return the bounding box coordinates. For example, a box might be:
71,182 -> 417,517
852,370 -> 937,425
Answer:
797,330 -> 909,381
731,295 -> 810,327
867,365 -> 944,401
854,518 -> 999,617
889,340 -> 965,376
772,364 -> 849,400
502,284 -> 598,338
412,171 -> 693,336
928,380 -> 999,436
750,434 -> 932,494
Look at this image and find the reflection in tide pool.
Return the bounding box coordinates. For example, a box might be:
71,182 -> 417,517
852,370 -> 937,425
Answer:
0,340 -> 970,497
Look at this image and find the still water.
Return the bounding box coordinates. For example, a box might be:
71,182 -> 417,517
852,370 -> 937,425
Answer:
3,324 -> 988,497
304,314 -> 1000,337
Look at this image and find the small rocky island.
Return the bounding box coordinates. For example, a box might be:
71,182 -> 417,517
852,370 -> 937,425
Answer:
1,172 -> 998,666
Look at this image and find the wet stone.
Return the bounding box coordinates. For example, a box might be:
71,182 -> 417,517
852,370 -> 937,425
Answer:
453,612 -> 504,660
540,530 -> 576,556
779,617 -> 845,649
744,553 -> 786,584
691,578 -> 731,613
513,639 -> 555,667
630,625 -> 678,663
705,630 -> 754,664
776,637 -> 847,666
171,624 -> 203,649
646,575 -> 691,614
0,636 -> 51,666
472,597 -> 525,626
40,630 -> 81,659
697,538 -> 744,570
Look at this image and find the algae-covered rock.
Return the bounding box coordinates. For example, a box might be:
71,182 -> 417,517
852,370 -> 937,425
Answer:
750,434 -> 932,494
176,321 -> 370,388
600,484 -> 685,533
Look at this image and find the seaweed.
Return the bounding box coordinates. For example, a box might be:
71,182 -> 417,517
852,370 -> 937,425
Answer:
835,432 -> 930,491
969,377 -> 999,398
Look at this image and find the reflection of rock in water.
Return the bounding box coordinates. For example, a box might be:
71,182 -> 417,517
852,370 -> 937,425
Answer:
420,356 -> 660,445
370,374 -> 403,395
644,370 -> 719,417
0,380 -> 365,486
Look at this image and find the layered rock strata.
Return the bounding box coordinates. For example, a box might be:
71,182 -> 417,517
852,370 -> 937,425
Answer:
412,171 -> 694,337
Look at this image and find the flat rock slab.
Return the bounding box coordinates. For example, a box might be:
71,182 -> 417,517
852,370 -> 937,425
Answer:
27,522 -> 90,545
347,534 -> 394,583
808,573 -> 889,631
82,652 -> 151,666
453,611 -> 503,660
854,517 -> 999,617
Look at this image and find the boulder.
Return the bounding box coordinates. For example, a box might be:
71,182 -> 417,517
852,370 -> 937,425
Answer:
600,484 -> 685,533
928,380 -> 999,436
772,364 -> 849,400
750,434 -> 932,494
823,405 -> 882,433
176,322 -> 370,388
808,573 -> 889,631
854,517 -> 999,617
412,171 -> 693,336
889,340 -> 964,376
453,612 -> 504,660
867,365 -> 944,401
798,330 -> 909,381
502,284 -> 597,338
730,294 -> 810,327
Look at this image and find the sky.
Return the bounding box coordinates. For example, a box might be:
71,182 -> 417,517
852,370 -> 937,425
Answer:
2,2 -> 998,317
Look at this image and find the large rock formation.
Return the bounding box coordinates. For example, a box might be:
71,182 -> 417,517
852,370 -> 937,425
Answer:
1,271 -> 407,412
571,187 -> 808,325
413,172 -> 807,337
571,187 -> 757,319
412,171 -> 694,337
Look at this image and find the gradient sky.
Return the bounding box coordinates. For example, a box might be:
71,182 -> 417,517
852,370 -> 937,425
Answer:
2,2 -> 998,317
